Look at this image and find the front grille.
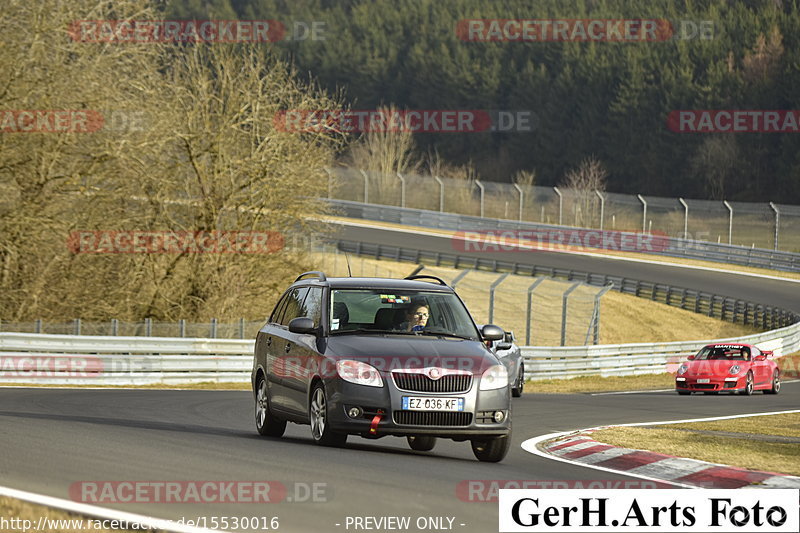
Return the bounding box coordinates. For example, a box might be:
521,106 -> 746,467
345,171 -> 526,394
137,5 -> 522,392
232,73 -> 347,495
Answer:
392,372 -> 472,393
393,410 -> 472,427
692,383 -> 717,390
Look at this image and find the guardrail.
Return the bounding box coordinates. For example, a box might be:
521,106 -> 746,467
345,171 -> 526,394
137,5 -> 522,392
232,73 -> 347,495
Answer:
521,321 -> 800,381
333,239 -> 800,330
326,199 -> 800,273
2,325 -> 798,385
0,332 -> 254,385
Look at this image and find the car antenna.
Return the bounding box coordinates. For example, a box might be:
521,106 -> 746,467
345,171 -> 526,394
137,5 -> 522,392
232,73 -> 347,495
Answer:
345,252 -> 353,277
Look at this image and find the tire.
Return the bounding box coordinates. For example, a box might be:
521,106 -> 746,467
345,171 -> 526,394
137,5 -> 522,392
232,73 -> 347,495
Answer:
677,390 -> 690,395
511,365 -> 524,398
255,377 -> 286,437
740,372 -> 754,396
471,433 -> 511,463
764,369 -> 781,395
407,435 -> 437,451
309,383 -> 347,447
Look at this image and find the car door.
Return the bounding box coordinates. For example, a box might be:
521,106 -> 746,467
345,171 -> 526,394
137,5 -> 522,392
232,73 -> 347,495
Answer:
259,291 -> 290,398
749,346 -> 769,386
269,287 -> 308,412
282,286 -> 323,415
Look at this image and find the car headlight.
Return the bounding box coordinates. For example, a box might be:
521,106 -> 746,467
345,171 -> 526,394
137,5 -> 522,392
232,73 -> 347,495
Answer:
479,365 -> 508,391
336,360 -> 383,387
729,365 -> 741,375
677,364 -> 688,375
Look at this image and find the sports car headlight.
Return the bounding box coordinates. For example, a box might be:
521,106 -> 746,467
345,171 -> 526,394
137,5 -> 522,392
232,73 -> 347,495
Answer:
480,365 -> 508,391
678,364 -> 689,375
336,360 -> 383,387
729,365 -> 741,375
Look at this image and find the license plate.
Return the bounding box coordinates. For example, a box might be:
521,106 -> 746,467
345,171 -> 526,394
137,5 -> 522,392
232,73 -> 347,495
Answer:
402,396 -> 464,411
696,378 -> 710,383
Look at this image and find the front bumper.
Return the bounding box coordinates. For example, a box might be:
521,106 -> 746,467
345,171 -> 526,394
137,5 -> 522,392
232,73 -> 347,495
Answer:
675,375 -> 745,392
324,376 -> 511,439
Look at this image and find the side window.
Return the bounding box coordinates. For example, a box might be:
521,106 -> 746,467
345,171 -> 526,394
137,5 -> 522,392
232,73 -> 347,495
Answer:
280,287 -> 310,326
301,287 -> 323,328
270,291 -> 291,324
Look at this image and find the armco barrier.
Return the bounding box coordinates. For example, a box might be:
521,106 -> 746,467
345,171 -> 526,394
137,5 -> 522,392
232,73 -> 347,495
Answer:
1,323 -> 798,385
333,239 -> 800,330
522,321 -> 800,381
326,199 -> 800,273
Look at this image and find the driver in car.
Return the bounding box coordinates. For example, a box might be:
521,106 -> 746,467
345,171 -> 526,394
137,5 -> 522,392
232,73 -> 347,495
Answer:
400,303 -> 429,332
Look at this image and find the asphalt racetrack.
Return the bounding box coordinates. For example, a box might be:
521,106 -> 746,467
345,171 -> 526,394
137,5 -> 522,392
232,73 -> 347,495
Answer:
1,385 -> 798,532
334,221 -> 800,314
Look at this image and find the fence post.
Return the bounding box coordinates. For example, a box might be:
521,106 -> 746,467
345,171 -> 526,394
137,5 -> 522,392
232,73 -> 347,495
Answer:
145,318 -> 152,336
595,190 -> 605,230
35,319 -> 42,334
475,179 -> 485,217
588,283 -> 614,345
179,319 -> 186,338
111,318 -> 118,336
553,187 -> 563,226
770,202 -> 779,250
73,318 -> 81,335
359,169 -> 369,203
325,168 -> 333,199
451,268 -> 471,289
210,318 -> 218,339
434,176 -> 445,212
723,200 -> 733,245
513,183 -> 523,221
239,318 -> 245,339
397,172 -> 406,208
488,273 -> 509,324
678,198 -> 688,239
561,282 -> 581,346
526,278 -> 545,345
637,194 -> 647,233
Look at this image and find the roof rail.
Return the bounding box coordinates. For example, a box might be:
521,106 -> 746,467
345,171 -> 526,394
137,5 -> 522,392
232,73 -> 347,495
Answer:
404,274 -> 448,286
295,271 -> 327,283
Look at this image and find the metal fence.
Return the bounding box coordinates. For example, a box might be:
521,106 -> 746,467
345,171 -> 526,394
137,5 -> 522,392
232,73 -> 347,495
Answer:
326,167 -> 800,253
1,320 -> 797,385
326,199 -> 800,272
522,320 -> 800,381
0,318 -> 265,339
334,239 -> 799,330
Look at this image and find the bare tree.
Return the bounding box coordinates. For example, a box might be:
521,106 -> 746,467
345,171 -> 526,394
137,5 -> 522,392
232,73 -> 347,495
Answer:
560,156 -> 607,227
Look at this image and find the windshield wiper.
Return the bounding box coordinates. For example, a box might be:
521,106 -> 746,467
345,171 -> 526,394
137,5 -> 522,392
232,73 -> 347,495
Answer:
414,330 -> 475,341
331,328 -> 414,336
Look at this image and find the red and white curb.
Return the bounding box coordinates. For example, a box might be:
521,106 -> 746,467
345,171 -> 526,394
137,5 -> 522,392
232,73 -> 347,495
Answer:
523,409 -> 800,490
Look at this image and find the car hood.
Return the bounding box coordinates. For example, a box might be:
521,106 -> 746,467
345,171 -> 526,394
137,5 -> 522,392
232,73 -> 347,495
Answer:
324,335 -> 498,375
684,360 -> 747,376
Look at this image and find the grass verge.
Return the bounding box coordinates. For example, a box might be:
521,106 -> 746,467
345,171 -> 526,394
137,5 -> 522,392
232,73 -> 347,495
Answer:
0,496 -> 154,532
589,413 -> 800,477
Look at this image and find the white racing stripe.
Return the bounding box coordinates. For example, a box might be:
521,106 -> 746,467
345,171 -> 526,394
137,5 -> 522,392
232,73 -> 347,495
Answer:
330,218 -> 800,284
0,485 -> 225,533
521,409 -> 800,488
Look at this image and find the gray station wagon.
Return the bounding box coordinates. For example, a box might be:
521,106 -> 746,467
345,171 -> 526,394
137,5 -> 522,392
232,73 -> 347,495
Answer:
251,272 -> 512,462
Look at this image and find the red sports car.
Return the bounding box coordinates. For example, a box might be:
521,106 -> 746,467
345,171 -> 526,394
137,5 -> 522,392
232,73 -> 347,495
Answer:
675,343 -> 780,395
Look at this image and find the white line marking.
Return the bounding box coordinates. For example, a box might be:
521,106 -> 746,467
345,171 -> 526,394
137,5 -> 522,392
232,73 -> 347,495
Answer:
0,485 -> 225,533
331,218 -> 800,283
591,388 -> 674,396
521,409 -> 800,487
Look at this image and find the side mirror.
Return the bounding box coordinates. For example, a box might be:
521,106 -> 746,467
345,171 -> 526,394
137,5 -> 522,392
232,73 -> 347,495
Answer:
754,355 -> 766,361
687,355 -> 695,360
496,342 -> 513,351
481,324 -> 504,342
288,317 -> 316,334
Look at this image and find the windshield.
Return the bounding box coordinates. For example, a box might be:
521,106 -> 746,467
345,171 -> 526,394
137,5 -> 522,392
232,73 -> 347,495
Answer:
694,345 -> 751,361
329,288 -> 479,340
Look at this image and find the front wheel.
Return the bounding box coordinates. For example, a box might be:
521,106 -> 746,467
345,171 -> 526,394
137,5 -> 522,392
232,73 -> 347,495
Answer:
740,372 -> 754,396
309,383 -> 347,447
764,369 -> 780,395
511,365 -> 524,398
407,435 -> 437,451
471,433 -> 511,463
255,378 -> 286,437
